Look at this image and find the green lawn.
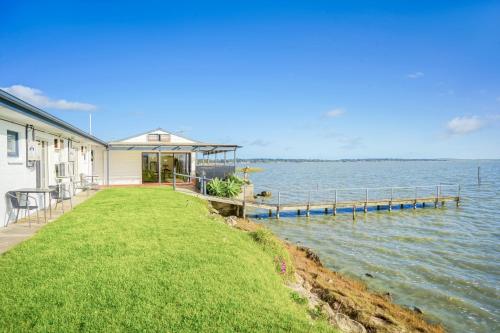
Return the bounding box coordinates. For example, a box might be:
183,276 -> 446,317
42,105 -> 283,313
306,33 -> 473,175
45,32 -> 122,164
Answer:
0,187 -> 336,332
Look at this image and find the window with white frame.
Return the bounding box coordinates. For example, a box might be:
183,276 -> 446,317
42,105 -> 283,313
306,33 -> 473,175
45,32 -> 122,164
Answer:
7,130 -> 19,157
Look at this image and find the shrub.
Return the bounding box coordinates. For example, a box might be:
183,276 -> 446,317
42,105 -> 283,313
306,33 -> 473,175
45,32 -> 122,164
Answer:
206,175 -> 245,198
207,178 -> 225,197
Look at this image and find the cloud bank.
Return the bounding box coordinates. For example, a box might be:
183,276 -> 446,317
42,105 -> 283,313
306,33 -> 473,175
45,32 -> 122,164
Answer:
324,108 -> 345,118
446,116 -> 483,135
407,72 -> 424,79
1,85 -> 96,111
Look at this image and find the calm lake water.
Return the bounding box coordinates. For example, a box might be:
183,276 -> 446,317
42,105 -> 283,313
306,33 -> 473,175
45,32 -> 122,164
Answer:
245,160 -> 500,333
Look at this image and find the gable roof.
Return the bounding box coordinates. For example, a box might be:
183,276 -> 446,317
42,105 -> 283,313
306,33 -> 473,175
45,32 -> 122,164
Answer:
109,128 -> 196,144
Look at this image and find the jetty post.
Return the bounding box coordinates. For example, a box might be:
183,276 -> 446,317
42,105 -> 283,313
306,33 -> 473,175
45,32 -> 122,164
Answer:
364,188 -> 368,213
333,189 -> 337,216
389,188 -> 393,211
413,187 -> 417,209
435,185 -> 439,208
457,184 -> 461,207
276,192 -> 281,219
477,166 -> 481,185
306,191 -> 311,217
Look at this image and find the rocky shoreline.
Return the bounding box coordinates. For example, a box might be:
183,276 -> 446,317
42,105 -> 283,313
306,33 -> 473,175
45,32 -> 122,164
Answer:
227,216 -> 445,333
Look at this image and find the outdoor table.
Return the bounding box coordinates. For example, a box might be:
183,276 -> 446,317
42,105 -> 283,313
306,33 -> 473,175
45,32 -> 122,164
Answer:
11,188 -> 55,224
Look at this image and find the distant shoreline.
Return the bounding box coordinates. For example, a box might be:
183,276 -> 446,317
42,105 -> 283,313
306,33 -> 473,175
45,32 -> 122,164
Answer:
237,158 -> 454,163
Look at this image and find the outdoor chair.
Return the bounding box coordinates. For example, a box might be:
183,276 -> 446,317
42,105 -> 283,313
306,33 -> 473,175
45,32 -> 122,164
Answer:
86,175 -> 100,191
71,174 -> 90,196
6,192 -> 39,227
49,183 -> 73,213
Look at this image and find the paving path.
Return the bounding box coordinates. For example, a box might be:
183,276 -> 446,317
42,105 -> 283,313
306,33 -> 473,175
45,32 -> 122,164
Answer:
0,190 -> 98,254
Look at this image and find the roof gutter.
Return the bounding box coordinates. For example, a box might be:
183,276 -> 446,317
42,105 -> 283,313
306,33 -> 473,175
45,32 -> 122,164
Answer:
0,89 -> 107,147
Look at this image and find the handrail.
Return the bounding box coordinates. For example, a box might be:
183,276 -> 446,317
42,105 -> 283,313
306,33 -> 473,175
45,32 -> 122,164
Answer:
277,184 -> 460,195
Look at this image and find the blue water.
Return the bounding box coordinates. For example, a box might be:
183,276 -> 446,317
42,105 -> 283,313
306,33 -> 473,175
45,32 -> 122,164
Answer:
246,160 -> 500,333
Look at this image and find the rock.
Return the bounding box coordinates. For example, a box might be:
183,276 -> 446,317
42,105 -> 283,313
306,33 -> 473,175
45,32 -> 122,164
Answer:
224,216 -> 238,227
330,313 -> 367,333
365,273 -> 374,278
413,306 -> 423,314
298,246 -> 323,266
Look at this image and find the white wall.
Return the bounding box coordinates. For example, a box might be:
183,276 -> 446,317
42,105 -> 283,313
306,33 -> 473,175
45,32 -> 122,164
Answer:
0,121 -> 36,226
1,118 -> 104,226
108,150 -> 142,185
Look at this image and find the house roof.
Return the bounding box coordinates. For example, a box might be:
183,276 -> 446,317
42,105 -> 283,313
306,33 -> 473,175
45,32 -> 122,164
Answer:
108,128 -> 240,152
109,127 -> 196,143
0,89 -> 106,146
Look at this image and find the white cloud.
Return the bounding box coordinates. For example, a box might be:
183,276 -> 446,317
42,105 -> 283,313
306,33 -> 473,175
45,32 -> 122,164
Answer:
248,139 -> 270,147
446,116 -> 483,135
407,72 -> 424,79
1,85 -> 96,111
324,108 -> 345,118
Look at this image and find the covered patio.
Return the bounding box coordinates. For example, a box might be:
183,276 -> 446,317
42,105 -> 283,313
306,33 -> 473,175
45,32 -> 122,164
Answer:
106,129 -> 240,185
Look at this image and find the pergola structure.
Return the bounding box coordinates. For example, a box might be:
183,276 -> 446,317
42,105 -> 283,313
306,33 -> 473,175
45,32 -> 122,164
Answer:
105,129 -> 241,185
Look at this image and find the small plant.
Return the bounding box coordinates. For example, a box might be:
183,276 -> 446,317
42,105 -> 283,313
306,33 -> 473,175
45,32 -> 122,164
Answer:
206,175 -> 245,198
224,179 -> 242,197
227,174 -> 249,185
206,178 -> 225,197
290,291 -> 308,305
308,305 -> 327,320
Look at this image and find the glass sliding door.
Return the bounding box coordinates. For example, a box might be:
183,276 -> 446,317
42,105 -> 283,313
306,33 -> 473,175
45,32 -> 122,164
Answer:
160,153 -> 191,182
160,154 -> 174,182
174,153 -> 190,182
142,153 -> 159,183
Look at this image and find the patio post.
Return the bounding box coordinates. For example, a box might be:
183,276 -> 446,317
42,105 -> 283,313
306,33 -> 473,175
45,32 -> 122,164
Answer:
173,163 -> 176,191
158,152 -> 161,185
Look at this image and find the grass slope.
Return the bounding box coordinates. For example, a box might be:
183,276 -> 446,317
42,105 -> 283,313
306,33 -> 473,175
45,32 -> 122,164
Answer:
0,187 -> 336,332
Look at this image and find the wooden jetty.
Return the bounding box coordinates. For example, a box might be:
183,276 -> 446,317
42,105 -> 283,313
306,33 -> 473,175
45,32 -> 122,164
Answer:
174,175 -> 461,220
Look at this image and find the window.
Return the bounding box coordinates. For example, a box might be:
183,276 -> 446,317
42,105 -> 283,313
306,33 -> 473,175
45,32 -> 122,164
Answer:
147,134 -> 160,142
7,130 -> 19,157
147,133 -> 170,142
55,162 -> 67,177
160,134 -> 170,142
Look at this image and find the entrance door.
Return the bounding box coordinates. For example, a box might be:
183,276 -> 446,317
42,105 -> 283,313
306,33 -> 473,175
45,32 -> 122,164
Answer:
142,153 -> 159,183
36,141 -> 49,188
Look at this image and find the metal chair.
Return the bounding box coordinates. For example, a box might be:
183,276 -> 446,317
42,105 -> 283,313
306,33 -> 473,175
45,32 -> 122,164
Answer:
86,175 -> 100,191
71,174 -> 90,196
6,192 -> 39,227
49,183 -> 73,213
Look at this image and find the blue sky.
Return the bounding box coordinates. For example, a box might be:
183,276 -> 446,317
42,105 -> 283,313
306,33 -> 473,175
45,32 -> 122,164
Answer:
1,0 -> 499,159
